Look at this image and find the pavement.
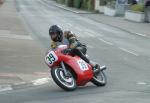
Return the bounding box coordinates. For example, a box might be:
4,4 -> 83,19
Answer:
45,0 -> 150,38
0,0 -> 49,89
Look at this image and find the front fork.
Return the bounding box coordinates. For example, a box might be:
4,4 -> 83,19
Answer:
61,61 -> 69,76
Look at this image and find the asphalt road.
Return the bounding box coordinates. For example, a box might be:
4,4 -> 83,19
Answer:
0,0 -> 150,103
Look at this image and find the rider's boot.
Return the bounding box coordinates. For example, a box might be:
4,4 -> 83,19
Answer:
89,61 -> 100,74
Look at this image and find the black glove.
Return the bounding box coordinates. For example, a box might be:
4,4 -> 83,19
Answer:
62,49 -> 72,54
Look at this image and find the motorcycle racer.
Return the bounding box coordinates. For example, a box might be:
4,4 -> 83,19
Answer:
49,25 -> 100,73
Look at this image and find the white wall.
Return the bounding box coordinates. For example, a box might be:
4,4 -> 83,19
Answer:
95,0 -> 100,10
125,11 -> 145,22
94,0 -> 105,13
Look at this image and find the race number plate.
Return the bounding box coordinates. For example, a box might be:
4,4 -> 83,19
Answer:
77,59 -> 89,71
45,51 -> 58,66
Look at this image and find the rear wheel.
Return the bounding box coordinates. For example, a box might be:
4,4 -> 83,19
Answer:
91,71 -> 107,86
51,68 -> 77,91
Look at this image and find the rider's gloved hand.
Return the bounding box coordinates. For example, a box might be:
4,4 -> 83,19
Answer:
62,49 -> 72,54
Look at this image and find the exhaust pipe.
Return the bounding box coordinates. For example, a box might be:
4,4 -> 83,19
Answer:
100,65 -> 106,71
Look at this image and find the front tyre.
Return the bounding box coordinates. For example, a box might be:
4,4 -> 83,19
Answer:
51,68 -> 77,91
91,71 -> 107,86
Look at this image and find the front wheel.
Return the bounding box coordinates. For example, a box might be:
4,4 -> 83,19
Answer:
91,71 -> 107,86
51,68 -> 77,91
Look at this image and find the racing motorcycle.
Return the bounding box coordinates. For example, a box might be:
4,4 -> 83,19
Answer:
45,45 -> 107,91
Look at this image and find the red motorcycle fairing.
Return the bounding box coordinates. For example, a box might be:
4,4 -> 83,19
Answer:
45,46 -> 94,86
60,55 -> 94,86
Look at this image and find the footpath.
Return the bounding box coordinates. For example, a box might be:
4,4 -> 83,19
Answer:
46,0 -> 150,38
0,0 -> 50,91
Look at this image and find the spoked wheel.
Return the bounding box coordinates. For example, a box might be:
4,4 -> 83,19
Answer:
51,68 -> 77,91
91,70 -> 107,86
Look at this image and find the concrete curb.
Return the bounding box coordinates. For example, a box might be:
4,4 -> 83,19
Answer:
85,16 -> 149,39
0,78 -> 51,93
42,0 -> 94,14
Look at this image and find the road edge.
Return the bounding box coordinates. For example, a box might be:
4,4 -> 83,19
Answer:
0,78 -> 52,93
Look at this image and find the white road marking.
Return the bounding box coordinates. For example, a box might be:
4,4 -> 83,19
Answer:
14,82 -> 26,86
0,34 -> 33,40
32,78 -> 51,86
0,85 -> 13,92
134,32 -> 147,37
119,47 -> 139,56
98,38 -> 113,45
137,82 -> 147,85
